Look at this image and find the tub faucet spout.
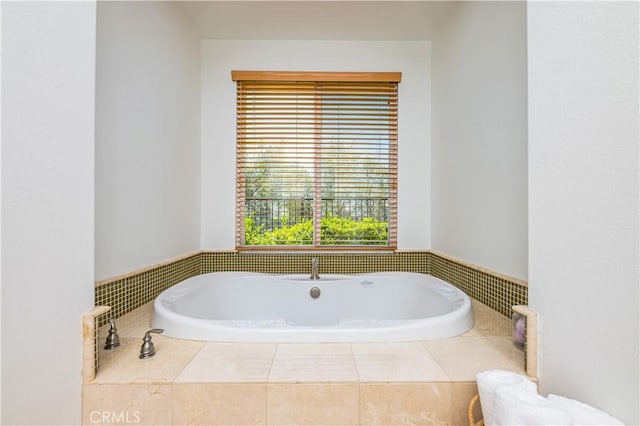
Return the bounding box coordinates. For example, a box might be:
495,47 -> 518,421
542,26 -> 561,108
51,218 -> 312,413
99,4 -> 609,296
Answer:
310,258 -> 320,280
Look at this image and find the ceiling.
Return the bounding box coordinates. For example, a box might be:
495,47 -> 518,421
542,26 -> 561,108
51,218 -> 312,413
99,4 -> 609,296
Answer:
178,1 -> 458,41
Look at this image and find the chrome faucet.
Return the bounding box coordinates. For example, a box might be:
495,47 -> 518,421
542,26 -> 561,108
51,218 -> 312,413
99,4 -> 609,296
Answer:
310,258 -> 320,280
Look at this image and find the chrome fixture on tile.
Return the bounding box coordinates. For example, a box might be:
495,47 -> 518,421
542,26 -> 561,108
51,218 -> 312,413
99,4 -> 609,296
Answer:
104,318 -> 121,350
309,286 -> 321,299
139,328 -> 164,359
310,257 -> 320,280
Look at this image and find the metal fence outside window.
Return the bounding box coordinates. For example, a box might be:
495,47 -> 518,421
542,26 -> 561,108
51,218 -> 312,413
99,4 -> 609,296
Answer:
246,197 -> 389,231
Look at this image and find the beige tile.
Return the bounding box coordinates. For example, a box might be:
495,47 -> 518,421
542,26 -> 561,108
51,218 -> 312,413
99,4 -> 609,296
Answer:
471,301 -> 512,337
84,306 -> 110,382
513,305 -> 538,379
268,344 -> 358,383
83,383 -> 172,425
173,383 -> 266,425
485,335 -> 526,368
94,335 -> 204,383
450,382 -> 480,426
422,336 -> 525,381
175,343 -> 276,383
267,383 -> 358,425
352,343 -> 449,382
360,383 -> 451,426
460,327 -> 483,337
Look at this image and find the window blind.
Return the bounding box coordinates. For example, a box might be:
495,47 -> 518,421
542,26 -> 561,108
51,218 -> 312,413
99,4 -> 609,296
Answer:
233,71 -> 399,249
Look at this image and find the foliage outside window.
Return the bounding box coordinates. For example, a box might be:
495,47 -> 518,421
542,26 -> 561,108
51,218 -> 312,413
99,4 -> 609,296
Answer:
233,71 -> 400,250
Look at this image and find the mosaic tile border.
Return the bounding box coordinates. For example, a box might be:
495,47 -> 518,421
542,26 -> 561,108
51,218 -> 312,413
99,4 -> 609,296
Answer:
200,251 -> 430,276
429,251 -> 527,317
95,253 -> 200,328
95,250 -> 527,321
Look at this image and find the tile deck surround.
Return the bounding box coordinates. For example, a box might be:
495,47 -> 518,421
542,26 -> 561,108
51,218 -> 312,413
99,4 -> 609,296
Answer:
84,299 -> 526,425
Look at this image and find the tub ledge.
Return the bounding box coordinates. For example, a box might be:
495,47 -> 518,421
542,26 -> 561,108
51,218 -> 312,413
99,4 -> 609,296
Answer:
82,305 -> 111,382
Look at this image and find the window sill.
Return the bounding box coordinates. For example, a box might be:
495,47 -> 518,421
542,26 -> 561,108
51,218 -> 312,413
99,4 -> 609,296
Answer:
235,246 -> 398,254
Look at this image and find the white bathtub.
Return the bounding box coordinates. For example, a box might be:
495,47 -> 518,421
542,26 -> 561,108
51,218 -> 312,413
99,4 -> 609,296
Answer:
152,271 -> 474,343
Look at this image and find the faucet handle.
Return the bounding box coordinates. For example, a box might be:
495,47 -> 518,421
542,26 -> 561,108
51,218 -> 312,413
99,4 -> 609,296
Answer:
139,328 -> 164,359
104,317 -> 121,350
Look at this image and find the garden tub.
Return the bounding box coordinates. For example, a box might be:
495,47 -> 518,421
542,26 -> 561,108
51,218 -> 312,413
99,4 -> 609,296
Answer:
152,271 -> 473,342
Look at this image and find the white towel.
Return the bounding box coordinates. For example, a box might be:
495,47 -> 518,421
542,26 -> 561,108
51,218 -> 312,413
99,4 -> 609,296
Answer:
493,385 -> 573,426
548,394 -> 623,425
476,370 -> 538,426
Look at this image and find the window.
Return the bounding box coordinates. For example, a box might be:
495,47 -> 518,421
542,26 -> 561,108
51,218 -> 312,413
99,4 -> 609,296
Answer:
233,71 -> 400,250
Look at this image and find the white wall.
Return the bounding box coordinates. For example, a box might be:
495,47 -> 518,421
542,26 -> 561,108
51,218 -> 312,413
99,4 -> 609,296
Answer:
1,2 -> 96,424
95,2 -> 201,280
431,2 -> 528,279
201,40 -> 431,249
528,2 -> 639,424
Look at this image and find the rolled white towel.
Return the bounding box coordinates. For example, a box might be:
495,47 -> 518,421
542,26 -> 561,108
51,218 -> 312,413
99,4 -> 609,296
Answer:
548,394 -> 623,425
493,385 -> 573,426
476,370 -> 538,426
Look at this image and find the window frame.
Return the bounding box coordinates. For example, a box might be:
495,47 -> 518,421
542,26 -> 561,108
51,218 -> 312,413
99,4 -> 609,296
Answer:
233,71 -> 400,251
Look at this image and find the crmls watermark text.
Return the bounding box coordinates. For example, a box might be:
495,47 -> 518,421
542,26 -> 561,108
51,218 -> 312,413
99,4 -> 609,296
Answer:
89,411 -> 141,424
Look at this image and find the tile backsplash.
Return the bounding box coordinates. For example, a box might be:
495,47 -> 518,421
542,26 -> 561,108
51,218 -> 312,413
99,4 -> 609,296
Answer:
200,251 -> 430,275
429,251 -> 528,317
95,252 -> 200,327
95,250 -> 527,324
